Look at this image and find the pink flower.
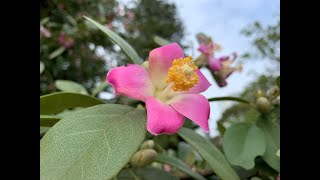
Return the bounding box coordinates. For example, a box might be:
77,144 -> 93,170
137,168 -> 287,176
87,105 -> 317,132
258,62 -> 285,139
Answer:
210,52 -> 243,87
40,25 -> 51,38
107,43 -> 211,135
58,32 -> 75,48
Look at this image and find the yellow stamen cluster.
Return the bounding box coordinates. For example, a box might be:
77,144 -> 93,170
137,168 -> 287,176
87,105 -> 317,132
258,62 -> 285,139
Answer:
166,56 -> 199,91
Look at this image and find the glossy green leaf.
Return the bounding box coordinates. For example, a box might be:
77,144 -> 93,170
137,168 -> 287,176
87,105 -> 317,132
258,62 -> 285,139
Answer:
55,80 -> 88,95
222,123 -> 266,169
40,61 -> 45,74
40,92 -> 104,115
154,35 -> 171,46
40,104 -> 147,179
40,115 -> 61,127
84,16 -> 143,64
257,118 -> 280,172
49,47 -> 65,59
91,81 -> 109,97
155,154 -> 205,180
178,128 -> 240,180
118,167 -> 178,180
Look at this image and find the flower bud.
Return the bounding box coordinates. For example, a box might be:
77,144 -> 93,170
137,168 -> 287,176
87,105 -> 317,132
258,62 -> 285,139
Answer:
256,97 -> 272,113
272,96 -> 280,105
255,90 -> 264,98
266,86 -> 280,99
142,61 -> 149,70
276,149 -> 280,158
140,140 -> 155,150
130,149 -> 157,167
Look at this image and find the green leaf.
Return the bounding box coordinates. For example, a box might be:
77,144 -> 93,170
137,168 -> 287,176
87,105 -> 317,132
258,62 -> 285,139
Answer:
49,47 -> 65,59
208,96 -> 250,104
40,115 -> 61,127
40,61 -> 45,74
276,149 -> 280,158
257,118 -> 280,172
118,167 -> 178,180
40,104 -> 147,179
55,80 -> 88,95
40,17 -> 50,25
84,16 -> 143,64
177,142 -> 196,165
155,154 -> 205,180
40,92 -> 104,115
222,123 -> 266,169
178,128 -> 240,180
91,81 -> 109,97
154,35 -> 171,46
40,126 -> 50,137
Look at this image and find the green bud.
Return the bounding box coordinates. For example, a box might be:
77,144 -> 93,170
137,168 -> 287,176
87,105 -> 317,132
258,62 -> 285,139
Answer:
272,96 -> 280,105
266,86 -> 280,99
142,61 -> 149,70
136,104 -> 145,110
256,97 -> 272,113
255,89 -> 264,98
130,149 -> 157,167
140,140 -> 155,150
276,149 -> 280,158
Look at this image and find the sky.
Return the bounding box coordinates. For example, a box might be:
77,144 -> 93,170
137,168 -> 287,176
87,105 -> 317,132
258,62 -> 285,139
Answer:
106,0 -> 280,137
167,0 -> 280,136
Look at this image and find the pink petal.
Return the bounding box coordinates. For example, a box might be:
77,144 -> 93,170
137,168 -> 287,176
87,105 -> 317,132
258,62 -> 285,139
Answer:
148,43 -> 184,89
198,43 -> 210,55
209,56 -> 222,71
185,69 -> 211,94
146,96 -> 185,135
169,94 -> 210,132
107,64 -> 154,102
218,56 -> 229,62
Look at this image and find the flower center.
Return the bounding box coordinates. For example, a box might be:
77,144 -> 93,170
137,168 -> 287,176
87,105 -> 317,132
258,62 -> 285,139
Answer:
166,56 -> 199,92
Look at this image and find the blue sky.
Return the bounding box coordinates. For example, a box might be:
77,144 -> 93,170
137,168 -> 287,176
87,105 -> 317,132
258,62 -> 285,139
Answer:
168,0 -> 280,136
111,0 -> 280,136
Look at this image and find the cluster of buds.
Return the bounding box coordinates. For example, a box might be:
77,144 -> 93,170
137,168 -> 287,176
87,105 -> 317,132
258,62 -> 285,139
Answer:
130,140 -> 157,167
195,33 -> 242,87
255,85 -> 280,114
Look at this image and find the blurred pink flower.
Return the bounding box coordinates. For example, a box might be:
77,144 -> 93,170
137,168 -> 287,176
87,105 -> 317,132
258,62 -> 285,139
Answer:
211,52 -> 243,87
164,164 -> 172,172
58,32 -> 75,48
107,43 -> 211,135
196,33 -> 242,87
40,25 -> 51,38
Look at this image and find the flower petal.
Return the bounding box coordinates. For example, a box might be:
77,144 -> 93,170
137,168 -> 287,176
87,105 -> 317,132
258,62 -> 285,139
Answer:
146,96 -> 184,135
148,43 -> 184,89
185,69 -> 211,94
107,64 -> 154,102
209,56 -> 222,71
198,43 -> 210,55
169,94 -> 210,133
